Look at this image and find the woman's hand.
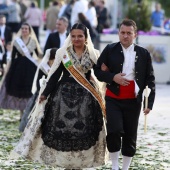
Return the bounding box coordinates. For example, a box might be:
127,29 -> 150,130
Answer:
39,95 -> 47,103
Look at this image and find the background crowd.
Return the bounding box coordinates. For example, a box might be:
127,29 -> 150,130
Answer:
0,0 -> 168,52
0,0 -> 114,80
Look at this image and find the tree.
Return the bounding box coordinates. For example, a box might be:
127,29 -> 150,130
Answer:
36,0 -> 66,9
123,0 -> 170,17
36,0 -> 51,8
126,0 -> 152,31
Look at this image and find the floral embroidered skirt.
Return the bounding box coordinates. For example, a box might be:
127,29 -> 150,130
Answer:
10,81 -> 108,168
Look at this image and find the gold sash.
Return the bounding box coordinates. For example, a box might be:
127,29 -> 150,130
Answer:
62,52 -> 106,117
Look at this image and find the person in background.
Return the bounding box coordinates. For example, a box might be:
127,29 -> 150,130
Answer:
78,12 -> 97,43
0,0 -> 8,19
151,3 -> 164,28
0,41 -> 12,79
94,19 -> 155,170
85,0 -> 99,49
58,0 -> 68,18
0,23 -> 42,119
19,48 -> 57,132
3,41 -> 12,63
58,0 -> 76,30
70,0 -> 88,26
85,0 -> 98,29
44,1 -> 60,43
95,0 -> 109,33
0,15 -> 12,46
0,38 -> 5,59
43,17 -> 68,54
24,1 -> 42,42
0,0 -> 21,34
0,38 -> 5,79
18,0 -> 27,24
10,23 -> 107,169
0,14 -> 12,78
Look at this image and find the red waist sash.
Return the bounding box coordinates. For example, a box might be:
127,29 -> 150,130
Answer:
106,80 -> 136,99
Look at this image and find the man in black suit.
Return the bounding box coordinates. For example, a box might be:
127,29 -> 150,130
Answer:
43,17 -> 69,54
0,15 -> 12,78
0,15 -> 12,46
94,19 -> 155,170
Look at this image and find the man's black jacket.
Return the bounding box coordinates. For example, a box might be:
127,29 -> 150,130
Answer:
94,42 -> 155,109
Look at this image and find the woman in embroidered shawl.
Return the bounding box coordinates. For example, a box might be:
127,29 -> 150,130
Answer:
19,48 -> 57,132
10,23 -> 107,169
0,22 -> 42,117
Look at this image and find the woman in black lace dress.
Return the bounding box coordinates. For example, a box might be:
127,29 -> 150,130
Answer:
10,23 -> 107,169
0,23 -> 42,117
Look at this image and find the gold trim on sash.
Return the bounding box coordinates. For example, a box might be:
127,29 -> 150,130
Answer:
62,53 -> 106,117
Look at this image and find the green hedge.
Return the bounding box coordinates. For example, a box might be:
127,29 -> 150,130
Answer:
126,0 -> 152,31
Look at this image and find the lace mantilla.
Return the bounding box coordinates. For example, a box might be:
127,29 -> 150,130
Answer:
67,45 -> 94,74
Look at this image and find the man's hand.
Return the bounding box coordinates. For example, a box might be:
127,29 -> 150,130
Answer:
143,108 -> 150,115
113,73 -> 130,86
39,95 -> 47,103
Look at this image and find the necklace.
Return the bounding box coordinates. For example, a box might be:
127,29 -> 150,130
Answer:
73,46 -> 85,59
76,52 -> 83,59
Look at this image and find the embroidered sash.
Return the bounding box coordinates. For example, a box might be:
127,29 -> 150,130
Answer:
62,52 -> 106,117
15,37 -> 39,66
40,62 -> 50,75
